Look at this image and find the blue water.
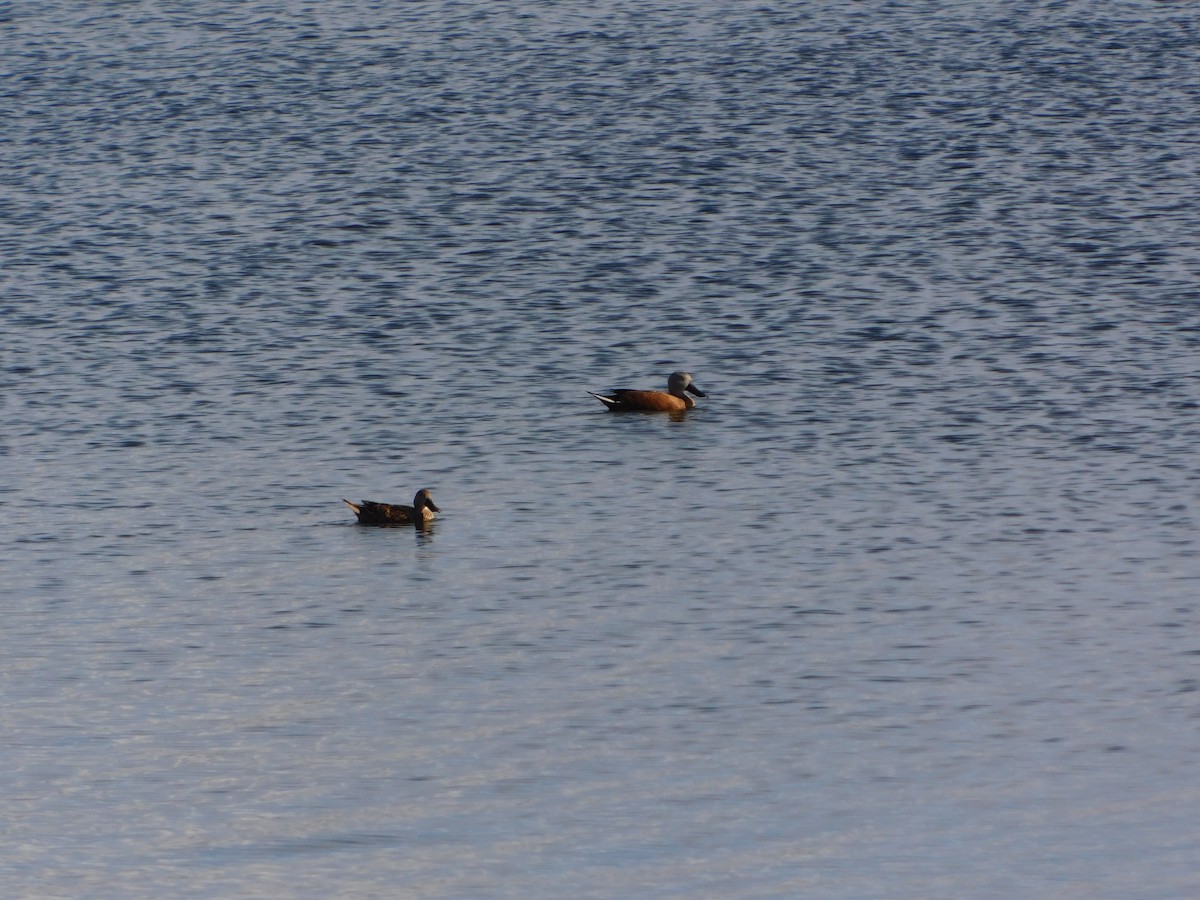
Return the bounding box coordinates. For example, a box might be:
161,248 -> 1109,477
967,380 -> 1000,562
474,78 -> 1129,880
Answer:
5,1 -> 1200,896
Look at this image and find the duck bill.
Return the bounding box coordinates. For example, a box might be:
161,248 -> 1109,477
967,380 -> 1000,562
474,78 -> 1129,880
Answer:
686,385 -> 706,397
425,501 -> 441,513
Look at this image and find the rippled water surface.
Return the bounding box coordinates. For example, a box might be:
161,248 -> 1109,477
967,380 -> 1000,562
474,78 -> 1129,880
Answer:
5,1 -> 1200,896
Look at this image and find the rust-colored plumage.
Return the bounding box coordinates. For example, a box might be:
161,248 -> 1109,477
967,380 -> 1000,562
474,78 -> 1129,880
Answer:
589,371 -> 706,412
342,489 -> 439,526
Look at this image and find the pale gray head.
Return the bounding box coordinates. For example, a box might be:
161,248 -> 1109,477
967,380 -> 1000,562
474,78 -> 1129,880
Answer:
667,371 -> 706,398
413,489 -> 440,515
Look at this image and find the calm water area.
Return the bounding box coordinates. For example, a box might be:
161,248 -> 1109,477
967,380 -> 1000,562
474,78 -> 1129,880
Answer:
4,1 -> 1200,896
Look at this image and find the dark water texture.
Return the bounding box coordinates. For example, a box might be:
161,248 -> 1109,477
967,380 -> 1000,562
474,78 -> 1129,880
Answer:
4,1 -> 1200,897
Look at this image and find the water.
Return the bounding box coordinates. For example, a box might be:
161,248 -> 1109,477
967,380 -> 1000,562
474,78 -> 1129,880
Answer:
4,1 -> 1200,896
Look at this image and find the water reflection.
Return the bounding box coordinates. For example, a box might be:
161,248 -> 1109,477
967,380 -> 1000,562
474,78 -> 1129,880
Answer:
6,1 -> 1200,897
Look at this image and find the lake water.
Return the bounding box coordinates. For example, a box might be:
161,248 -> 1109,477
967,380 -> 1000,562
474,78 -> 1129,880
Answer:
5,1 -> 1200,896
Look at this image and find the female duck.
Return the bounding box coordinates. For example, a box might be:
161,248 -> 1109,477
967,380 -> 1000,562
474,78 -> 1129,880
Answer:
589,371 -> 706,412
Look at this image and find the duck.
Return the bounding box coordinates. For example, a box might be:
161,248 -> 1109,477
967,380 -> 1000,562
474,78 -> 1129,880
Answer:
588,371 -> 706,412
342,489 -> 440,526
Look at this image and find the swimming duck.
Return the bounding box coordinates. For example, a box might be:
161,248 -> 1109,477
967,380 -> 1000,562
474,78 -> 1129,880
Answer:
342,489 -> 439,526
589,371 -> 707,412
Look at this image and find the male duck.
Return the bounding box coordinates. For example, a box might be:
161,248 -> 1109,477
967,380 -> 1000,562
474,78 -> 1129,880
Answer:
343,489 -> 440,526
589,371 -> 707,412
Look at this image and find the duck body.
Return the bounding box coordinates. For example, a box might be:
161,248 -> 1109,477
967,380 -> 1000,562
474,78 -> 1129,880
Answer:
589,371 -> 706,412
343,489 -> 439,526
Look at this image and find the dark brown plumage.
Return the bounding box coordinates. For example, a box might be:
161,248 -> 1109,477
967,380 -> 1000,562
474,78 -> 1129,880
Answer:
342,489 -> 439,526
